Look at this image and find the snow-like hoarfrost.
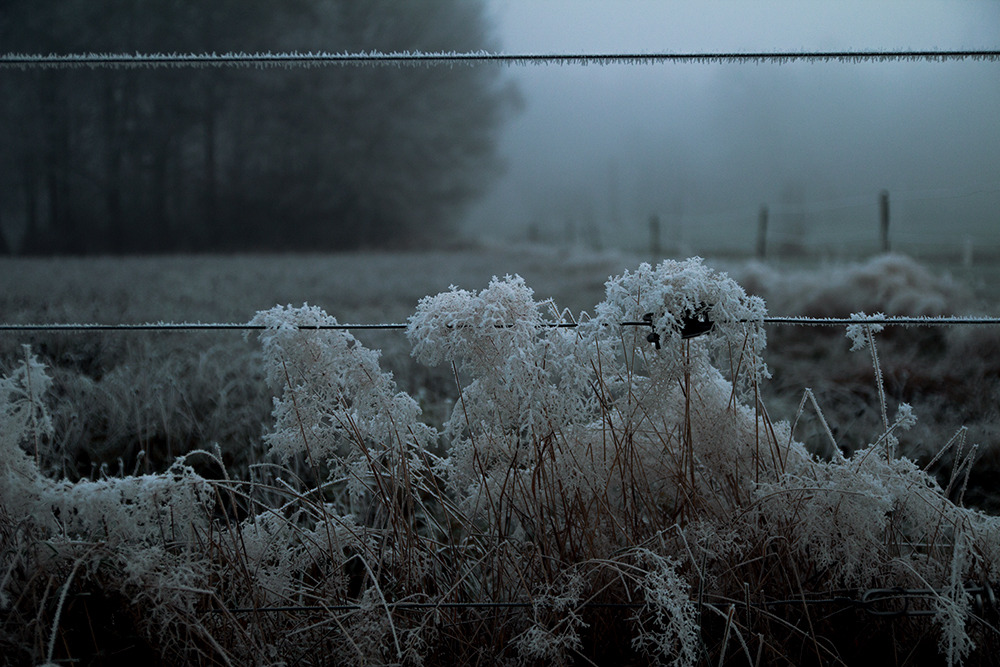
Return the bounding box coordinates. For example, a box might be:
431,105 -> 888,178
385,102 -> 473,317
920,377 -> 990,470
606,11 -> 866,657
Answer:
0,349 -> 216,662
408,276 -> 598,496
2,258 -> 998,664
632,552 -> 701,667
403,258 -> 997,662
846,311 -> 887,351
513,573 -> 588,664
594,258 -> 769,394
0,348 -> 212,547
406,260 -> 773,518
251,304 -> 436,508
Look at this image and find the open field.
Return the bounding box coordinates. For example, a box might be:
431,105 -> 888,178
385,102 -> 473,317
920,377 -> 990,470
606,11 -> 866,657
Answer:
2,245 -> 999,665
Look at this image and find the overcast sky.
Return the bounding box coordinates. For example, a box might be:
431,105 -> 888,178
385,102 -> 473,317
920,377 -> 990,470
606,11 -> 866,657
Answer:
467,0 -> 1000,257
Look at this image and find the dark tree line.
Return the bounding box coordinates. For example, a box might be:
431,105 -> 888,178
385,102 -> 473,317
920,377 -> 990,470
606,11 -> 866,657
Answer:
0,1 -> 517,254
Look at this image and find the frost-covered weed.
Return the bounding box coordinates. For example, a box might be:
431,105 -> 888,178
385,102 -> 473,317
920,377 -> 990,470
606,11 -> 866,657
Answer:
755,443 -> 954,586
252,304 -> 436,518
3,258 -> 999,665
937,530 -> 975,666
594,258 -> 769,394
632,552 -> 700,667
0,346 -> 53,481
253,305 -> 433,463
406,261 -> 777,558
513,572 -> 588,665
0,353 -> 212,546
0,350 -> 220,663
732,255 -> 1000,492
403,260 -> 997,663
408,276 -> 598,496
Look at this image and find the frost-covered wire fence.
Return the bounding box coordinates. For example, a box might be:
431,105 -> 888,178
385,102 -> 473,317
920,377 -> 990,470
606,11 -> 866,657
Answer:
207,581 -> 999,619
2,49 -> 999,70
2,315 -> 1000,332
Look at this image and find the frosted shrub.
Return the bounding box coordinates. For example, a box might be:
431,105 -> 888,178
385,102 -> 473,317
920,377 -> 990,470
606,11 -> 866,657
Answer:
404,260 -> 997,664
252,304 -> 436,514
594,258 -> 769,394
754,444 -> 946,586
253,304 -> 434,463
408,277 -> 597,494
1,349 -> 209,546
404,261 -> 800,652
749,319 -> 1000,659
240,304 -> 455,662
583,260 -> 801,510
0,351 -> 219,663
0,346 -> 53,494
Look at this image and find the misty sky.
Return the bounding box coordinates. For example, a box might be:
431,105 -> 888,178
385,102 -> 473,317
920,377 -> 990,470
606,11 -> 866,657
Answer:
468,0 -> 1000,256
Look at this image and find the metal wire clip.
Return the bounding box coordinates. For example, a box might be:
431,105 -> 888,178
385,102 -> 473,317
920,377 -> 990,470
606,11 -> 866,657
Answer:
642,304 -> 715,349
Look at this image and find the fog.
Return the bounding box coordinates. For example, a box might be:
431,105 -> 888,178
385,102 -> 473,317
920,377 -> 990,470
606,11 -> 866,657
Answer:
467,0 -> 1000,257
2,1 -> 996,258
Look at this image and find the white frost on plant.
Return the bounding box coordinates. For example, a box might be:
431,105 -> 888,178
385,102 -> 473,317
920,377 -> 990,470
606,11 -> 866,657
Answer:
0,346 -> 52,490
407,277 -> 598,494
594,258 -> 769,395
0,349 -> 212,546
846,311 -> 885,351
514,573 -> 588,665
632,552 -> 700,667
235,506 -> 367,607
936,530 -> 975,666
408,275 -> 543,370
5,257 -> 999,664
252,304 -> 436,508
406,264 -> 790,555
0,350 -> 216,656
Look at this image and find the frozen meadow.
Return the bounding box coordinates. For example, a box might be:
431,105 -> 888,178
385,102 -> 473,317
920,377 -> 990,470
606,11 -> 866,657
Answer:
1,246 -> 999,665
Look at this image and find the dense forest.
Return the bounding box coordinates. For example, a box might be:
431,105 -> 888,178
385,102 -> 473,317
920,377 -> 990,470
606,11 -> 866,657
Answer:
0,1 -> 517,254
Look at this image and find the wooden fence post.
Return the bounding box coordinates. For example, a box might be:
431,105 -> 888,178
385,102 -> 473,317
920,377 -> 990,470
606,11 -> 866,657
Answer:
756,205 -> 768,259
527,221 -> 540,244
649,214 -> 661,258
879,189 -> 890,253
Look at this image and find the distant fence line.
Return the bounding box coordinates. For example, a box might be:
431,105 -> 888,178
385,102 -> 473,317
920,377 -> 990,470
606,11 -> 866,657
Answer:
2,316 -> 1000,333
2,49 -> 999,70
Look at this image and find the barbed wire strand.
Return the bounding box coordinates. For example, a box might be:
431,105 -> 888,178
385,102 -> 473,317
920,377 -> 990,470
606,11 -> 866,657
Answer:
1,316 -> 999,333
2,49 -> 1000,70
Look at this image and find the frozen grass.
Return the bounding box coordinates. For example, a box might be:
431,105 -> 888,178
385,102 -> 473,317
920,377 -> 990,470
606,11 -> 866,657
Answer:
1,254 -> 998,665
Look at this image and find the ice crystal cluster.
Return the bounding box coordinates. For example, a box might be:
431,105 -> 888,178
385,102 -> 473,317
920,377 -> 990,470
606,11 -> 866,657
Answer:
2,258 -> 998,665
